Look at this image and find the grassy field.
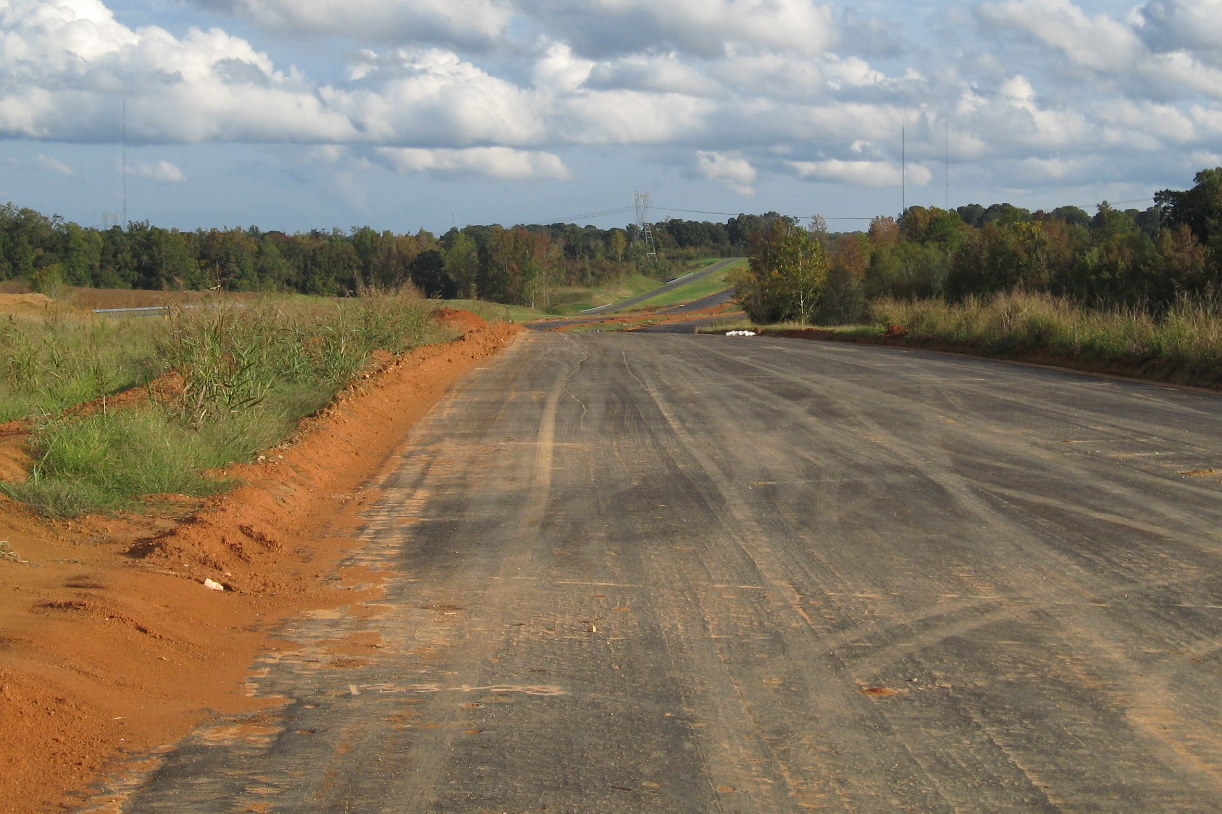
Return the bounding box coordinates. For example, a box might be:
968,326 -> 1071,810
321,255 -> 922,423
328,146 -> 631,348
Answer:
432,299 -> 544,323
544,272 -> 674,314
623,258 -> 743,311
2,289 -> 444,516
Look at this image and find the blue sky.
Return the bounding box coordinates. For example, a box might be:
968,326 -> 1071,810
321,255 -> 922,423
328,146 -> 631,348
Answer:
1,0 -> 1220,234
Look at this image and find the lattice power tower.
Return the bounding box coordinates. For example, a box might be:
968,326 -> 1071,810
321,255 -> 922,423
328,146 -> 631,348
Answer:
635,192 -> 658,262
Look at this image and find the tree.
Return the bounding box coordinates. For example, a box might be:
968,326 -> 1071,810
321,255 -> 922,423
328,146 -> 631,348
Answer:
126,222 -> 195,290
1156,168 -> 1222,249
732,218 -> 829,323
820,233 -> 867,323
899,206 -> 966,250
408,250 -> 452,298
443,231 -> 480,299
1091,202 -> 1138,238
1156,224 -> 1214,300
59,222 -> 103,286
1049,206 -> 1091,229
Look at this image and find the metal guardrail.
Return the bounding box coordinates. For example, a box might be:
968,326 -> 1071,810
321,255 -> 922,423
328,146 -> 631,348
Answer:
91,306 -> 172,317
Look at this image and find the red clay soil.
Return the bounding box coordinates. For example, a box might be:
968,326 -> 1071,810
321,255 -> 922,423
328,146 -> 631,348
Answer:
432,306 -> 490,333
0,312 -> 522,813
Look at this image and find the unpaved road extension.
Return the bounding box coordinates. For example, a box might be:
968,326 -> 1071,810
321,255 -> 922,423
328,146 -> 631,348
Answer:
102,332 -> 1220,812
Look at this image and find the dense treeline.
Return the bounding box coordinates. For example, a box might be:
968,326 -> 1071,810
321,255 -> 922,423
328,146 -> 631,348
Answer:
4,170 -> 1219,319
734,169 -> 1222,324
0,205 -> 780,309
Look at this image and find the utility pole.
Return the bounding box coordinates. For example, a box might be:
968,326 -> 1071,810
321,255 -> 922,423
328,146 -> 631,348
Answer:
945,117 -> 950,210
122,97 -> 128,228
901,124 -> 906,216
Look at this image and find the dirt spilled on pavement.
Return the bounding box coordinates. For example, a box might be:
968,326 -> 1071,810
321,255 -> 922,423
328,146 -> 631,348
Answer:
0,312 -> 522,813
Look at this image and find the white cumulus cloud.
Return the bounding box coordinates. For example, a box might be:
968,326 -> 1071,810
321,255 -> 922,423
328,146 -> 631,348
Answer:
1140,0 -> 1222,66
194,0 -> 514,49
790,159 -> 931,187
335,48 -> 545,146
696,151 -> 756,196
373,147 -> 570,180
558,90 -> 715,146
522,0 -> 837,58
0,0 -> 356,143
977,0 -> 1145,73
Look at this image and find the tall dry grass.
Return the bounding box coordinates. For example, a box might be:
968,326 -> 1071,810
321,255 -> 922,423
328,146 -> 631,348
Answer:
870,290 -> 1222,384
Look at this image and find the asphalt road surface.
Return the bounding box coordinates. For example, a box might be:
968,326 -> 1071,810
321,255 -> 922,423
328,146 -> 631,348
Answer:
111,333 -> 1222,812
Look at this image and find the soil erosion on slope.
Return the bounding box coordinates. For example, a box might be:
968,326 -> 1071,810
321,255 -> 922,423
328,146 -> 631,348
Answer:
0,308 -> 520,813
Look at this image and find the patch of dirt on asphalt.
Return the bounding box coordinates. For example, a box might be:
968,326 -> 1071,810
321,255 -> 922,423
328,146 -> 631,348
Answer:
0,315 -> 522,813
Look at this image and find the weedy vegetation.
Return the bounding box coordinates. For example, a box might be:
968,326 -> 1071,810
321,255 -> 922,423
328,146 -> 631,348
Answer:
869,291 -> 1222,385
2,288 -> 439,517
0,307 -> 161,422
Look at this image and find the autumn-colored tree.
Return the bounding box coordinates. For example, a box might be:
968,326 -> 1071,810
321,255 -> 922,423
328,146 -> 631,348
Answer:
819,233 -> 868,323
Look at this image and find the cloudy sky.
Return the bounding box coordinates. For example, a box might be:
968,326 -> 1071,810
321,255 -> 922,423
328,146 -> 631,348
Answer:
1,0 -> 1220,234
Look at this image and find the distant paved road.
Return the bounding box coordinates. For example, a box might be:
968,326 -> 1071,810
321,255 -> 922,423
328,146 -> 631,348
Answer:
658,287 -> 736,313
114,333 -> 1222,812
579,258 -> 739,315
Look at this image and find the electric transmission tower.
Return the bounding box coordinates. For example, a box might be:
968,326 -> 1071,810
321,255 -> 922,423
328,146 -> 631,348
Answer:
634,192 -> 657,262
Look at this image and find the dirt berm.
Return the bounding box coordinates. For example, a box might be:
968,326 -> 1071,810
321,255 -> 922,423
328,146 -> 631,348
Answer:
0,312 -> 521,813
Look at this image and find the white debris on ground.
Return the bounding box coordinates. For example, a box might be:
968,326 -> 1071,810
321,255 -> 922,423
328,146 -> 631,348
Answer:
725,330 -> 757,337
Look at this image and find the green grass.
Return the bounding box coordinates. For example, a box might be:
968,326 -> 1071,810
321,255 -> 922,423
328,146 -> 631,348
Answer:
540,272 -> 670,315
0,309 -> 163,422
4,408 -> 243,516
626,258 -> 744,310
2,288 -> 442,517
432,299 -> 545,323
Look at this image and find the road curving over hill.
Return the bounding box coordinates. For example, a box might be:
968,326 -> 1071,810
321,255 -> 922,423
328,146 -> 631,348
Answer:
105,332 -> 1222,812
580,257 -> 739,315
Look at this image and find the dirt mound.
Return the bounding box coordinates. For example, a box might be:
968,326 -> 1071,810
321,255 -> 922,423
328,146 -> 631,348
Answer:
0,320 -> 522,813
0,292 -> 57,318
432,306 -> 489,333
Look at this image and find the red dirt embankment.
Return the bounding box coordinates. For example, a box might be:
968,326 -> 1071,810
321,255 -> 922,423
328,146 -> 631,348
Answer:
0,312 -> 521,813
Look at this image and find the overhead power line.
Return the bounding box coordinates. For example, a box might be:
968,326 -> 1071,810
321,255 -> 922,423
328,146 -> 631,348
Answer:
653,207 -> 874,221
540,205 -> 636,224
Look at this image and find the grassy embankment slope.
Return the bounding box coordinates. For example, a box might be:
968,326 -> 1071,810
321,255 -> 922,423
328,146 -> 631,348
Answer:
622,258 -> 744,311
1,289 -> 447,516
